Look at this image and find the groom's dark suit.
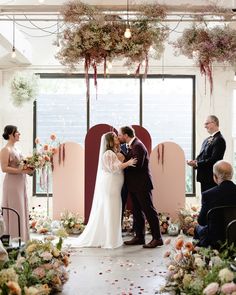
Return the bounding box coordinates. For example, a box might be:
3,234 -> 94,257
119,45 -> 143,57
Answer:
124,137 -> 161,241
196,131 -> 226,192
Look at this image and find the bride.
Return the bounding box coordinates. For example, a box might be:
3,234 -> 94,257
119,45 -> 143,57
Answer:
75,131 -> 136,249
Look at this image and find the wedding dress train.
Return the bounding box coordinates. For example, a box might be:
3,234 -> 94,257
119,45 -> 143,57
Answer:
74,136 -> 124,249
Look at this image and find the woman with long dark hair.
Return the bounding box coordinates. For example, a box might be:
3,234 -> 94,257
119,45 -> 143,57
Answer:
1,125 -> 32,242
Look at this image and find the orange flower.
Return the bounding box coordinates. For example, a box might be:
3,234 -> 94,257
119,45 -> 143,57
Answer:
52,147 -> 58,154
175,238 -> 184,250
191,206 -> 198,212
44,155 -> 50,162
187,227 -> 195,236
184,241 -> 194,252
62,255 -> 69,267
38,228 -> 48,234
50,133 -> 56,141
43,144 -> 49,151
35,137 -> 40,144
6,281 -> 21,295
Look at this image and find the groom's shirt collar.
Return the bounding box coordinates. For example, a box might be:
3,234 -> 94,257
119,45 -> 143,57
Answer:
127,137 -> 136,148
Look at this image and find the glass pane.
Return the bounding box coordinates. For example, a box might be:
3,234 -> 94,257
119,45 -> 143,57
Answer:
36,78 -> 87,194
90,77 -> 139,128
142,78 -> 193,193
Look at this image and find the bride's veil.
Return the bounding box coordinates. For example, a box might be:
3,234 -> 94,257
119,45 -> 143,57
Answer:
87,134 -> 106,218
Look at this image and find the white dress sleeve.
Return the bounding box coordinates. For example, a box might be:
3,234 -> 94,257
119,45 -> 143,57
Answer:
102,150 -> 122,173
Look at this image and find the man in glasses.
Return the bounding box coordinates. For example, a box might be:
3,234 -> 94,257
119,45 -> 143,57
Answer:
187,115 -> 226,193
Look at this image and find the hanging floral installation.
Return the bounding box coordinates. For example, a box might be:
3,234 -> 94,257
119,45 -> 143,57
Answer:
56,0 -> 169,97
173,25 -> 236,94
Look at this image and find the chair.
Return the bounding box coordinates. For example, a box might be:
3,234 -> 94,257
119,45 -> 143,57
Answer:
207,205 -> 236,249
1,207 -> 21,251
226,219 -> 236,246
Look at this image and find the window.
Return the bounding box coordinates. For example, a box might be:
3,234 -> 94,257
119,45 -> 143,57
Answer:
35,74 -> 195,195
142,76 -> 195,194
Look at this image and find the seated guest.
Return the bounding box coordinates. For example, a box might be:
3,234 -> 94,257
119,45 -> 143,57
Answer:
194,160 -> 236,247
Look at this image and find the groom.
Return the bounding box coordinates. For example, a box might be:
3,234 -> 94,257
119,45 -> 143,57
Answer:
118,126 -> 163,248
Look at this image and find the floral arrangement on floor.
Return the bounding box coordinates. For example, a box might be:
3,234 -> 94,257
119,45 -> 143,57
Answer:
56,0 -> 169,97
178,206 -> 198,236
173,25 -> 236,94
0,239 -> 69,294
29,205 -> 67,237
10,72 -> 39,107
162,236 -> 236,294
60,211 -> 85,235
122,210 -> 134,233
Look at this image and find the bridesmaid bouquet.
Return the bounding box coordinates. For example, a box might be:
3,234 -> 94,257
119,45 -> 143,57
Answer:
20,133 -> 59,171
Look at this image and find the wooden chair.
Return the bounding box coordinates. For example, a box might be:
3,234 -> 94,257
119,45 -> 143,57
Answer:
207,205 -> 236,249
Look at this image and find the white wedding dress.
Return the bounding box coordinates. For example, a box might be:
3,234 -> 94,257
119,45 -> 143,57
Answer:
74,135 -> 124,249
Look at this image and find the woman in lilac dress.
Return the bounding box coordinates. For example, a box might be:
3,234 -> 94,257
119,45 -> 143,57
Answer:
0,125 -> 32,242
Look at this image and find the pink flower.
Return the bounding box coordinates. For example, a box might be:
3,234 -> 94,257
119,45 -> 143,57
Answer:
164,251 -> 171,258
33,267 -> 46,279
221,282 -> 236,294
203,282 -> 219,295
35,137 -> 40,144
164,238 -> 171,245
50,133 -> 56,141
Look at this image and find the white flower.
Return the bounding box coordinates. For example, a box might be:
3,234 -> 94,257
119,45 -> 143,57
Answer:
219,268 -> 234,283
210,256 -> 223,267
194,257 -> 205,268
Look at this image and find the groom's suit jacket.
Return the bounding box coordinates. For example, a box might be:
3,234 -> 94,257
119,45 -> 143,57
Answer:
196,131 -> 226,185
124,137 -> 153,192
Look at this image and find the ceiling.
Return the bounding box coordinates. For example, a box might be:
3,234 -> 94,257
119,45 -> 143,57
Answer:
0,0 -> 235,69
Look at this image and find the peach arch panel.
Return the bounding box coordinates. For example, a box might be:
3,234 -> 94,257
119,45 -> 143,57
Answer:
150,142 -> 185,219
52,142 -> 84,220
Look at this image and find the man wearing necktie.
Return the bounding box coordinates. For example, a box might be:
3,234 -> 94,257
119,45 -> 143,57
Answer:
187,115 -> 226,193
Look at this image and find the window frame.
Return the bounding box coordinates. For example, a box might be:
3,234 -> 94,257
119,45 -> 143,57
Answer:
33,73 -> 196,196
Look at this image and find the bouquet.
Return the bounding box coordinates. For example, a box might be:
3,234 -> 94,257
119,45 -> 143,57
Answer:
60,211 -> 85,234
19,133 -> 59,173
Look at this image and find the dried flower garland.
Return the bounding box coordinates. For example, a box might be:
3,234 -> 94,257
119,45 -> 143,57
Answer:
56,0 -> 168,97
10,72 -> 39,107
173,25 -> 236,94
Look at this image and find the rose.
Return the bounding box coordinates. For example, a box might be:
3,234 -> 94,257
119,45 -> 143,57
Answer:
203,282 -> 219,295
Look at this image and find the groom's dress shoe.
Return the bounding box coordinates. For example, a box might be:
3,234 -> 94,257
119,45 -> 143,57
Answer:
124,237 -> 145,245
143,239 -> 163,249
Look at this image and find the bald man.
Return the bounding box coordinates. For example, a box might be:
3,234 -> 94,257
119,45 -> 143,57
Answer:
194,160 -> 236,247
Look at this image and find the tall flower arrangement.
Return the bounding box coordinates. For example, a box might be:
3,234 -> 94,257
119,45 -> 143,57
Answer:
173,25 -> 236,94
56,0 -> 168,98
